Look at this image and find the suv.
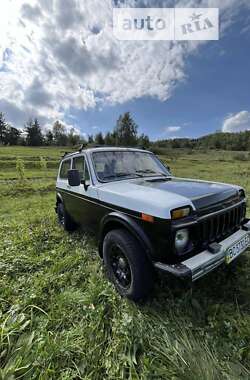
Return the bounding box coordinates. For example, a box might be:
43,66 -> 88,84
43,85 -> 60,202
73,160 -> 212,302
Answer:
56,147 -> 250,301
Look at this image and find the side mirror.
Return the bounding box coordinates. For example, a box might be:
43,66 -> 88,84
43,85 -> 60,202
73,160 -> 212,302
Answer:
68,169 -> 81,186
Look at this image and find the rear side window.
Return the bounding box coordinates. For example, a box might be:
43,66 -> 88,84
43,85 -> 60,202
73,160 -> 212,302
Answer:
73,156 -> 90,182
59,159 -> 71,179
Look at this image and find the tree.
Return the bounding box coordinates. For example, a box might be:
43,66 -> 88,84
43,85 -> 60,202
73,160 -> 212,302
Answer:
25,118 -> 43,146
94,132 -> 105,145
104,132 -> 115,146
0,112 -> 8,144
52,121 -> 68,146
171,139 -> 181,149
45,130 -> 54,145
114,112 -> 138,146
88,135 -> 94,144
5,126 -> 21,145
68,128 -> 81,146
138,133 -> 150,148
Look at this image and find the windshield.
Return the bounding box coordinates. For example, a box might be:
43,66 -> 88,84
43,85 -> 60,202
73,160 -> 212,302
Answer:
92,151 -> 170,182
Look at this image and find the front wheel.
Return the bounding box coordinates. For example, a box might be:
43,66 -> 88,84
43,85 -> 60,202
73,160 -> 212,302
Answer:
103,229 -> 153,302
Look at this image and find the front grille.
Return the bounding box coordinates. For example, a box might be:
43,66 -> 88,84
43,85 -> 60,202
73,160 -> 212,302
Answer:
198,202 -> 246,245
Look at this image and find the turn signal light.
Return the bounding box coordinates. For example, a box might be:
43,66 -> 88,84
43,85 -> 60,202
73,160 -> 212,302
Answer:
171,207 -> 191,220
141,213 -> 154,223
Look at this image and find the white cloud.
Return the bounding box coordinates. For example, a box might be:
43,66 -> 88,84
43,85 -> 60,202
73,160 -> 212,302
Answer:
0,0 -> 249,130
165,126 -> 182,133
222,111 -> 250,133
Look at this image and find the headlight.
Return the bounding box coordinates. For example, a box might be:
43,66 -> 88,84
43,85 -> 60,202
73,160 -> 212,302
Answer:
171,207 -> 191,220
175,229 -> 189,253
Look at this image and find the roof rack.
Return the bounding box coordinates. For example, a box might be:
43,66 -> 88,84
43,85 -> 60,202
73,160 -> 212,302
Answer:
85,144 -> 147,149
61,143 -> 88,158
61,150 -> 81,159
62,151 -> 72,158
79,143 -> 88,152
86,144 -> 115,149
61,145 -> 149,159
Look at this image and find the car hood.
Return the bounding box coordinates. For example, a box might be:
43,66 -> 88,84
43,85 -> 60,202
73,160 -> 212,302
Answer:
97,177 -> 241,219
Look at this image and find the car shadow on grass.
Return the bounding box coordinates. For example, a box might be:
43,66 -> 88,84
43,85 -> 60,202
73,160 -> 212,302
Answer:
70,229 -> 250,318
144,253 -> 250,319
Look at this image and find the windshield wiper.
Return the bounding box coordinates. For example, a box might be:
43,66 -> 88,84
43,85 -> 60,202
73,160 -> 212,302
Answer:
135,169 -> 169,177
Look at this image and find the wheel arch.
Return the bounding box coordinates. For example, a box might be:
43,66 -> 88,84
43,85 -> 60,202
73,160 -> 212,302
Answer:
55,192 -> 64,213
98,212 -> 154,260
56,192 -> 63,205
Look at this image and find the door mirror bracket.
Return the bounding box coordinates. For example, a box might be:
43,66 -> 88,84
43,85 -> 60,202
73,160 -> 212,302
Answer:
81,179 -> 90,190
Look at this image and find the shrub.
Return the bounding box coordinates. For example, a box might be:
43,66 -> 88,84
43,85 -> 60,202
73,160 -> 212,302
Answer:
233,153 -> 248,161
39,156 -> 47,170
16,158 -> 25,181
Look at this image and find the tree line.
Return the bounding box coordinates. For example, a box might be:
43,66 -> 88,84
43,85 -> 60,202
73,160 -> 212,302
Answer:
153,131 -> 250,151
0,111 -> 150,148
0,113 -> 82,147
1,110 -> 249,150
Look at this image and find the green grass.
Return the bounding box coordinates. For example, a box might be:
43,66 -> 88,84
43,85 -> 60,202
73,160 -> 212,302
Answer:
1,146 -> 250,379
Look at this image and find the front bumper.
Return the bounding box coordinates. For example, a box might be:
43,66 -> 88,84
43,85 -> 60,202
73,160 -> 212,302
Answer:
154,221 -> 250,282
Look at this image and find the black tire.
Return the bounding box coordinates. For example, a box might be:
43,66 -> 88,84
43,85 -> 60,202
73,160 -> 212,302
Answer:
103,229 -> 153,302
57,202 -> 77,232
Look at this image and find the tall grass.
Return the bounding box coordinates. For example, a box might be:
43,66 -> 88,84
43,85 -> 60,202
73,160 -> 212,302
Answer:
0,146 -> 250,378
0,306 -> 36,379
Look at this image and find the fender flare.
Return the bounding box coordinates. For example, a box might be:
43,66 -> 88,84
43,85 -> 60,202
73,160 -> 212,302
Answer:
98,212 -> 154,260
56,192 -> 63,204
55,192 -> 64,213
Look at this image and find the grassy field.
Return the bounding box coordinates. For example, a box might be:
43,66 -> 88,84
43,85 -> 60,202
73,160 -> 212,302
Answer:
0,146 -> 250,379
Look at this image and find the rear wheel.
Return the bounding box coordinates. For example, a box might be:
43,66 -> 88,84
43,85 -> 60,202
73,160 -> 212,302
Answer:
57,202 -> 77,232
103,229 -> 153,302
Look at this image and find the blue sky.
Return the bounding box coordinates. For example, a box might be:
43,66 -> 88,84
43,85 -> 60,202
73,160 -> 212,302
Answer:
70,12 -> 250,140
0,0 -> 250,140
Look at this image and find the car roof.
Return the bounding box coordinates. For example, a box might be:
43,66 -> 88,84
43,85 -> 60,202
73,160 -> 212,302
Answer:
61,146 -> 152,160
86,147 -> 151,154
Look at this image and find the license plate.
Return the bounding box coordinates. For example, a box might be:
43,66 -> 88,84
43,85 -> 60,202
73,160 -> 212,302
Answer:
225,234 -> 250,264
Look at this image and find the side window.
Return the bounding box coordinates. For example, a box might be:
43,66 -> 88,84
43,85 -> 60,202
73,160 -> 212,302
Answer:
59,159 -> 71,179
73,156 -> 84,180
73,156 -> 90,182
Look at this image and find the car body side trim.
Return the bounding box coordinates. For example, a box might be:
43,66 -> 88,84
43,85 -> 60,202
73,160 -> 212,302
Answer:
56,187 -> 161,221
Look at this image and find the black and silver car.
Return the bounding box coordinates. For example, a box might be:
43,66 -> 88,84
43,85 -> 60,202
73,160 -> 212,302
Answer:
56,147 -> 250,301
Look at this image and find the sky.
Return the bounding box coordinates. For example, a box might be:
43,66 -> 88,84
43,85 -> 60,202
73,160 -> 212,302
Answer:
0,0 -> 250,140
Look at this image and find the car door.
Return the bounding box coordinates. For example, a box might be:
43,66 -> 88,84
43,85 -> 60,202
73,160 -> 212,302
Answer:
69,154 -> 100,227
